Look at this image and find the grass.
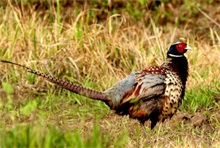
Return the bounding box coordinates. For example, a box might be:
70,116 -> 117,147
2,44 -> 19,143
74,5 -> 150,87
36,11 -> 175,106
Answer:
0,0 -> 220,147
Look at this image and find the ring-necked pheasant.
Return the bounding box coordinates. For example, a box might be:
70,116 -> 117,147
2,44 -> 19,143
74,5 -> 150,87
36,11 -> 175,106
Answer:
0,41 -> 191,129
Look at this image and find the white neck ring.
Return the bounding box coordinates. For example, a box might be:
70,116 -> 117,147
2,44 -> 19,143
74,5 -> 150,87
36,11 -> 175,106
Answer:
168,54 -> 184,57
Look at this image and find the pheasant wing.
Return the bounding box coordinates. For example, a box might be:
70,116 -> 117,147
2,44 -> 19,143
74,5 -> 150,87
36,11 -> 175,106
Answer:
121,72 -> 166,104
104,66 -> 166,108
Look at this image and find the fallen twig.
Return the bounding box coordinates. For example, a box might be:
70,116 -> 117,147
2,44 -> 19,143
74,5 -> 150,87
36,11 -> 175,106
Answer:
196,6 -> 220,28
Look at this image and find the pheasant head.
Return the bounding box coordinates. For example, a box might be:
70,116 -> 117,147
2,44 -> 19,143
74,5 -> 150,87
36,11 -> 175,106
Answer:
167,41 -> 192,58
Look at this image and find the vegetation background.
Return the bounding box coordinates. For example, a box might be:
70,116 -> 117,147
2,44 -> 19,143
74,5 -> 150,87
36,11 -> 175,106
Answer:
0,0 -> 219,147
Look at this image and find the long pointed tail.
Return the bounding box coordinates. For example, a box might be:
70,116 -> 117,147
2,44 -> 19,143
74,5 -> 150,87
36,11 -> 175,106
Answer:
0,59 -> 110,105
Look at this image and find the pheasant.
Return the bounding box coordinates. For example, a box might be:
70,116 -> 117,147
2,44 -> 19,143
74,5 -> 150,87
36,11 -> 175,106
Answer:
0,41 -> 191,129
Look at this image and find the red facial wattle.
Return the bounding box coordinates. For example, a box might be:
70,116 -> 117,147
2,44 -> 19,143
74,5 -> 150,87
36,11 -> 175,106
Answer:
175,42 -> 187,53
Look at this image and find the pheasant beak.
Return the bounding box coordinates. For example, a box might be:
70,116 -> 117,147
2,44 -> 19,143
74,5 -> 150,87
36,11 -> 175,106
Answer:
185,45 -> 192,50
